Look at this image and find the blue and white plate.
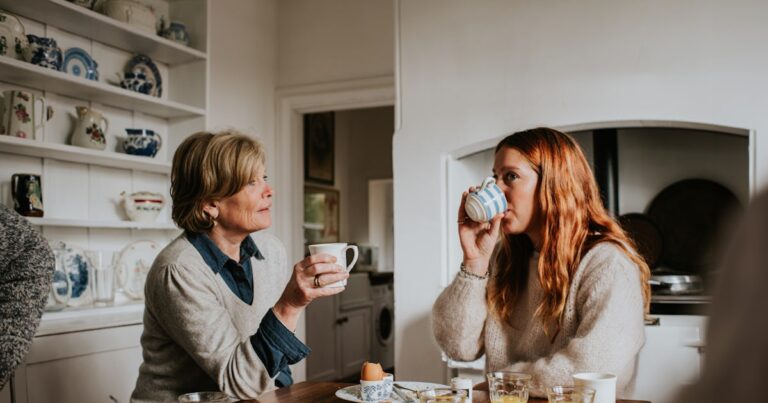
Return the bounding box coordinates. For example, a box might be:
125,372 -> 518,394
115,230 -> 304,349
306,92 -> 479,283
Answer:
116,240 -> 160,300
50,241 -> 92,306
62,47 -> 98,80
335,382 -> 448,402
126,54 -> 162,97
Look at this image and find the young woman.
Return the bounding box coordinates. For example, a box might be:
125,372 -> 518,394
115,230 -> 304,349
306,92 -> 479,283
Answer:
433,127 -> 650,396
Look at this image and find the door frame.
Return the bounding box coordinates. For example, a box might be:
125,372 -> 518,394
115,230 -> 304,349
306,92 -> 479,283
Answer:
274,76 -> 395,379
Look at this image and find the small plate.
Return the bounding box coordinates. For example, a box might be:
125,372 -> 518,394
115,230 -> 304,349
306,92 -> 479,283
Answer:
63,47 -> 98,80
126,54 -> 162,97
50,241 -> 92,306
335,382 -> 448,403
116,240 -> 161,299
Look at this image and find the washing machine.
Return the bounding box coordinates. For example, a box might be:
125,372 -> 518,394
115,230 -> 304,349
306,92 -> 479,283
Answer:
371,282 -> 394,370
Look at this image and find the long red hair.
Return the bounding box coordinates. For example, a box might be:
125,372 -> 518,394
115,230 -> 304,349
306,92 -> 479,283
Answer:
486,127 -> 650,339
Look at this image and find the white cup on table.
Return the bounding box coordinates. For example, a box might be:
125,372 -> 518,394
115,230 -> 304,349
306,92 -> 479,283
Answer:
572,372 -> 616,403
308,243 -> 359,287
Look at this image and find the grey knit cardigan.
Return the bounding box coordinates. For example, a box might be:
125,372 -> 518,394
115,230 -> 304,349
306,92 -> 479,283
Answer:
0,203 -> 54,390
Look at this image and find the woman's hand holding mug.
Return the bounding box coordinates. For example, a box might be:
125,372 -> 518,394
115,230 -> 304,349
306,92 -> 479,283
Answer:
458,177 -> 507,275
273,253 -> 349,330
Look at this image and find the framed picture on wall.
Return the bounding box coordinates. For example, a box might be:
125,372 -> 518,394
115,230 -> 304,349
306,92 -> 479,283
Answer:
303,186 -> 340,247
304,112 -> 335,185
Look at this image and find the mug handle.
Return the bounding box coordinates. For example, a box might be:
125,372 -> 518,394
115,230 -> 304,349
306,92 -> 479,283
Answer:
34,96 -> 46,139
343,245 -> 359,272
101,116 -> 110,136
480,176 -> 496,189
156,132 -> 163,152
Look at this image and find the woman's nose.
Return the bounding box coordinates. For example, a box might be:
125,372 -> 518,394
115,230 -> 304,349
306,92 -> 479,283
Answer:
264,183 -> 274,198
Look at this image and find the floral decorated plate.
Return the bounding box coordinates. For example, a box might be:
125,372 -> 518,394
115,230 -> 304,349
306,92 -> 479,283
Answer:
126,54 -> 162,97
50,241 -> 92,307
63,47 -> 99,80
335,382 -> 448,402
116,240 -> 160,299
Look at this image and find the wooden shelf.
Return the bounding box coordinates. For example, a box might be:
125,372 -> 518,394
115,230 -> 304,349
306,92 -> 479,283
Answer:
0,0 -> 206,66
0,57 -> 205,119
0,136 -> 171,173
26,216 -> 178,230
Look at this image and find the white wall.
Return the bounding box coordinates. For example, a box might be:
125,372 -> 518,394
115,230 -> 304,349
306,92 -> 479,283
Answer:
335,107 -> 395,244
277,0 -> 395,87
394,0 -> 768,383
209,0 -> 277,179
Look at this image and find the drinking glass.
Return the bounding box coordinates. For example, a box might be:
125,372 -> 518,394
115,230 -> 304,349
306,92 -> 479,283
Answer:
177,391 -> 231,402
486,371 -> 532,403
87,251 -> 115,306
418,388 -> 467,403
546,386 -> 596,403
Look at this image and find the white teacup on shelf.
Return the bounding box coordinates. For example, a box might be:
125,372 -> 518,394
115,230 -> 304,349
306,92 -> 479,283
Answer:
121,191 -> 165,222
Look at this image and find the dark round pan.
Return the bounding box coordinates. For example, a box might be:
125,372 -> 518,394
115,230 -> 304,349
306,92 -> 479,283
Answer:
647,178 -> 741,275
618,213 -> 663,269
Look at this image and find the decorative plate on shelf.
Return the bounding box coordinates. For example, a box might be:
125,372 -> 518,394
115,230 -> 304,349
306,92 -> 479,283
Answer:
50,241 -> 92,307
0,10 -> 29,60
335,382 -> 448,403
63,47 -> 99,80
116,240 -> 161,299
126,54 -> 162,97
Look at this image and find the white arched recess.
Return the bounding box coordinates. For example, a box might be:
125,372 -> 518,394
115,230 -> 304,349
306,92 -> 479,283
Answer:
274,76 -> 395,380
443,120 -> 756,289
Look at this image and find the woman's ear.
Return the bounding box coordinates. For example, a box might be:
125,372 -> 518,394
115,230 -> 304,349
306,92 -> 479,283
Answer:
201,200 -> 219,220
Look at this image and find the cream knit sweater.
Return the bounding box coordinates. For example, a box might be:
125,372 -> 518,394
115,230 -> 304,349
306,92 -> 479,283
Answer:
433,243 -> 645,397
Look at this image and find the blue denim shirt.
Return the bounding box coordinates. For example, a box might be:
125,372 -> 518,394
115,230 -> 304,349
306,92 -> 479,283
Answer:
187,232 -> 310,387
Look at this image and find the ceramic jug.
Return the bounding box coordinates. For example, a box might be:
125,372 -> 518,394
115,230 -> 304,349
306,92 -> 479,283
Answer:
0,90 -> 52,139
23,34 -> 63,70
71,106 -> 108,150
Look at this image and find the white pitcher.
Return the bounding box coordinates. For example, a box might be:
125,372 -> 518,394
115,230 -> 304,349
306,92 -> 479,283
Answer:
71,106 -> 109,150
0,90 -> 51,140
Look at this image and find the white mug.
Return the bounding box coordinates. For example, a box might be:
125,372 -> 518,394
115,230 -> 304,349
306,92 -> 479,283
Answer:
464,176 -> 508,222
308,243 -> 359,287
572,372 -> 616,403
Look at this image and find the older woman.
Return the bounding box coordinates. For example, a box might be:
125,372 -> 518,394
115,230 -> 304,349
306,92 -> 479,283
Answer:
433,127 -> 650,396
131,130 -> 348,402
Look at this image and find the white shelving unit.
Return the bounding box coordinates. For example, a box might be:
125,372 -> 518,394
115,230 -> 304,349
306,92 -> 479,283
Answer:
26,216 -> 178,230
0,136 -> 171,173
0,57 -> 205,118
0,0 -> 207,65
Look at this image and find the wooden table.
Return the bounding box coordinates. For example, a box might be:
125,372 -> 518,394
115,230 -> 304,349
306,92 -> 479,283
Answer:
247,381 -> 651,403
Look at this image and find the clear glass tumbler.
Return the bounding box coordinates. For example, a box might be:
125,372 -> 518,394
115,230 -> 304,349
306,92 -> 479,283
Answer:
87,251 -> 115,306
177,391 -> 232,402
546,386 -> 596,403
418,388 -> 467,403
486,371 -> 532,403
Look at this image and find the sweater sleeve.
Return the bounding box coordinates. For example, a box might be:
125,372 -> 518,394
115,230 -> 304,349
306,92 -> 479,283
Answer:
432,271 -> 489,361
0,206 -> 55,389
502,246 -> 646,395
145,263 -> 275,399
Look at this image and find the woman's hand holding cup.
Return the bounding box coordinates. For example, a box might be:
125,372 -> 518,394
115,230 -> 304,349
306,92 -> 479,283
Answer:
458,178 -> 507,276
273,253 -> 349,330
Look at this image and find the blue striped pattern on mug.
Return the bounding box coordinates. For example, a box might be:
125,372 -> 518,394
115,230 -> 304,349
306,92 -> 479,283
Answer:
473,183 -> 507,220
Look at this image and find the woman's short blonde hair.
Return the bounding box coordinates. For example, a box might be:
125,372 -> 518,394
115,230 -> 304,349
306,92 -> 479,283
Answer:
171,129 -> 265,233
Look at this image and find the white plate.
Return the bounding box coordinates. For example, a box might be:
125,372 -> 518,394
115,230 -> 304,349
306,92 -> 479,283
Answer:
0,11 -> 28,60
116,240 -> 161,299
335,382 -> 448,402
50,241 -> 92,306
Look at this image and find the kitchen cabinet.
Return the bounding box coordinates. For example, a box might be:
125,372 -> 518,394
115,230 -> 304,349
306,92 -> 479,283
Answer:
630,315 -> 706,403
306,273 -> 372,381
9,323 -> 143,403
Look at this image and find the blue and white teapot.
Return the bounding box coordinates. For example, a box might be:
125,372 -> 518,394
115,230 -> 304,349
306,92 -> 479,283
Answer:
123,128 -> 162,157
23,34 -> 62,70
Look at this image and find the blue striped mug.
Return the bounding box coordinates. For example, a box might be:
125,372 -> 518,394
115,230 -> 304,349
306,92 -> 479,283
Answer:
464,176 -> 508,223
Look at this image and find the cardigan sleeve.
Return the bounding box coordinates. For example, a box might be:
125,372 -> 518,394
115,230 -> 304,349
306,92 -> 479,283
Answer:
432,270 -> 489,361
0,205 -> 54,389
501,245 -> 646,396
145,263 -> 276,399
